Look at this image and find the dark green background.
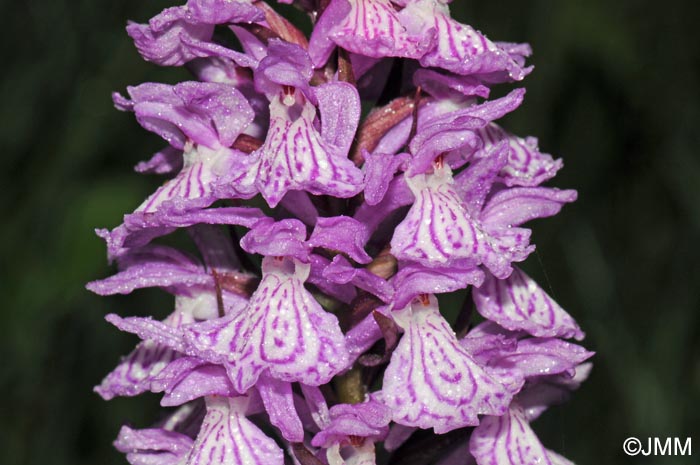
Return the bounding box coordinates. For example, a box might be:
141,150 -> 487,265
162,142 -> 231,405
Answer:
2,1 -> 698,464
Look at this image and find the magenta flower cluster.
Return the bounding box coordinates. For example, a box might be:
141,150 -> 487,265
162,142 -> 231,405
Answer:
90,1 -> 592,464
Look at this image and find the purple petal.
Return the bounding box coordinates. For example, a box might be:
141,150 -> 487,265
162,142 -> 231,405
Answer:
344,307 -> 388,362
315,82 -> 361,157
475,124 -> 563,187
181,310 -> 245,365
473,268 -> 585,340
231,25 -> 269,63
479,227 -> 534,280
309,216 -> 371,264
126,8 -> 214,67
300,384 -> 331,430
363,151 -> 410,206
456,142 -> 509,216
186,0 -> 263,24
152,358 -> 235,406
279,190 -> 320,226
323,255 -> 394,302
517,362 -> 592,421
308,254 -> 358,304
106,314 -> 188,354
413,69 -> 490,100
181,33 -> 261,69
100,206 -> 265,258
407,116 -> 484,176
373,98 -> 468,159
118,82 -> 254,149
481,187 -> 578,229
95,340 -> 179,400
173,81 -> 255,147
409,2 -> 530,80
484,338 -> 593,379
255,39 -> 314,98
186,258 -> 350,392
135,146 -> 183,175
382,295 -> 511,432
313,0 -> 433,61
186,396 -> 284,465
459,89 -> 525,122
390,166 -> 487,267
134,147 -> 236,215
354,175 -> 414,235
308,0 -> 351,66
391,262 -> 484,310
240,218 -> 310,259
253,95 -> 364,207
311,398 -> 391,447
257,374 -> 305,442
126,2 -> 262,68
469,404 -> 553,465
87,245 -> 206,296
114,426 -> 193,465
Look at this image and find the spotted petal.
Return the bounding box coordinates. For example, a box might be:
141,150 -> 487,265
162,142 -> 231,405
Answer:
382,295 -> 511,432
390,165 -> 486,267
136,146 -> 243,215
185,257 -> 349,392
186,396 -> 284,465
475,124 -> 563,187
309,0 -> 433,66
406,0 -> 531,80
97,288 -> 246,401
96,339 -> 180,400
473,268 -> 584,340
469,403 -> 553,465
251,93 -> 364,207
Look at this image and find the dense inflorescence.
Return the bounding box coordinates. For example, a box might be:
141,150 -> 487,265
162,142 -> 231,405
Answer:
89,1 -> 592,464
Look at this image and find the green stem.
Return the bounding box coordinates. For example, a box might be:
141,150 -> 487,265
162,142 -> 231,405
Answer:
334,364 -> 366,404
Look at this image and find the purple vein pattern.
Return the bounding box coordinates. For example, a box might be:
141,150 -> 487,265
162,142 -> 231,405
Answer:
91,1 -> 591,464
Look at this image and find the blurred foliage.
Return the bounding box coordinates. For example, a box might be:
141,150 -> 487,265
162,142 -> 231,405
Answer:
1,1 -> 698,464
